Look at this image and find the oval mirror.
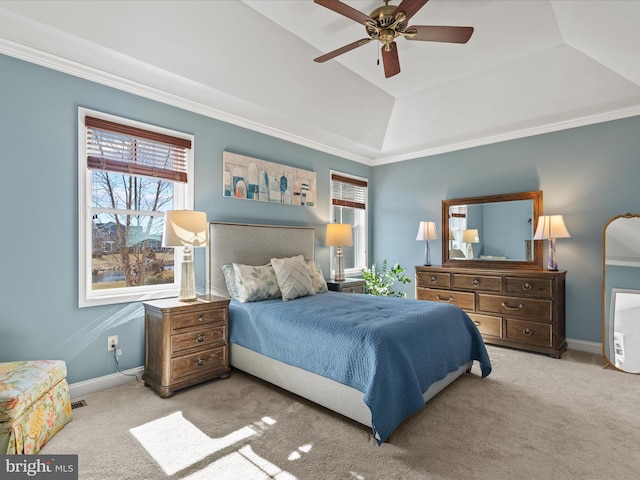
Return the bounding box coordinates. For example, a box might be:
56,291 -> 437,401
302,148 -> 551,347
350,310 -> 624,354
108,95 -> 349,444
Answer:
603,213 -> 640,374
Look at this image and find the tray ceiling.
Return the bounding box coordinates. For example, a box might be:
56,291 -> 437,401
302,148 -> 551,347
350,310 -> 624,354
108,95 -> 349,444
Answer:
1,0 -> 639,165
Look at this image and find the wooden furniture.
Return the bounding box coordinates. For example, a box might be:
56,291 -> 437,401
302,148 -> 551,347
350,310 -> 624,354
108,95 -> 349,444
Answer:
326,278 -> 364,294
416,266 -> 566,358
442,191 -> 543,270
143,295 -> 230,398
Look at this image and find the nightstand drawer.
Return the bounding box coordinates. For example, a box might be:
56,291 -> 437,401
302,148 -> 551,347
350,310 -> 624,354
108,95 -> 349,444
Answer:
505,319 -> 552,347
453,274 -> 501,292
171,346 -> 227,382
342,285 -> 364,294
171,325 -> 226,354
416,272 -> 451,288
467,313 -> 502,338
416,288 -> 475,310
477,294 -> 552,321
171,308 -> 226,331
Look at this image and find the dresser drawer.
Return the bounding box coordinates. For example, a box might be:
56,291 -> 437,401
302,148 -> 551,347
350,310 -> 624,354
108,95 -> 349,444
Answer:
477,294 -> 552,321
453,274 -> 501,292
505,318 -> 552,347
467,313 -> 502,338
171,308 -> 226,331
417,288 -> 475,310
416,272 -> 451,288
505,277 -> 552,297
171,346 -> 227,382
171,325 -> 226,355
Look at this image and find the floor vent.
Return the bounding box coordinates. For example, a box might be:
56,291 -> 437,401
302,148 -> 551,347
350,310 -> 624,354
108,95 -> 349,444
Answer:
71,399 -> 87,409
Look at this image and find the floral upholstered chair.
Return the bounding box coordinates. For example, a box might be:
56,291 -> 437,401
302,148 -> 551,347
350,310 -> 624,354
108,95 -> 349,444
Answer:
0,360 -> 72,454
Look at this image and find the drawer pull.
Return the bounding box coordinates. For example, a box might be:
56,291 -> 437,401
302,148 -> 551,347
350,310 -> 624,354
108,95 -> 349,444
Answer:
501,302 -> 524,311
523,327 -> 533,336
522,282 -> 532,291
195,334 -> 206,343
198,315 -> 204,322
430,276 -> 437,283
195,358 -> 205,367
473,321 -> 481,327
472,279 -> 480,287
436,295 -> 454,302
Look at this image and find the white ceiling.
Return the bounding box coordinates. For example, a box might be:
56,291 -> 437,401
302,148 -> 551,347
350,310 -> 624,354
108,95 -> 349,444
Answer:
1,0 -> 640,166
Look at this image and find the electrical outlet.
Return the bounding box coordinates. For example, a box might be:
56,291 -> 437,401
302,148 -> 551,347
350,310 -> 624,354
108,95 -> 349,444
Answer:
107,335 -> 118,352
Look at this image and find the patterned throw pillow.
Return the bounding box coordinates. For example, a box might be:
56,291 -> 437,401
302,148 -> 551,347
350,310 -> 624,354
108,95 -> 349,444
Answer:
221,263 -> 240,299
306,260 -> 328,293
232,263 -> 281,303
271,255 -> 315,301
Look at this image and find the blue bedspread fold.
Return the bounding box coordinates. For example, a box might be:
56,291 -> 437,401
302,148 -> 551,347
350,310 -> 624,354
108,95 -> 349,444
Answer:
229,291 -> 491,444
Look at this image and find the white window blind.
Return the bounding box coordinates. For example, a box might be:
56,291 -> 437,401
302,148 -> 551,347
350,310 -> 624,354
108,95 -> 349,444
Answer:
86,116 -> 191,183
331,173 -> 367,210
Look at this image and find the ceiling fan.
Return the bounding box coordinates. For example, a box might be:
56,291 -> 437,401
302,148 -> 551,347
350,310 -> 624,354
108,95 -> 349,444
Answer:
313,0 -> 474,78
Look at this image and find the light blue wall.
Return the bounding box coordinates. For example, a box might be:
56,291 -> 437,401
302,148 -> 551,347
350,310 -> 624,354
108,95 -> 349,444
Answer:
2,52 -> 640,384
0,54 -> 369,383
371,117 -> 640,344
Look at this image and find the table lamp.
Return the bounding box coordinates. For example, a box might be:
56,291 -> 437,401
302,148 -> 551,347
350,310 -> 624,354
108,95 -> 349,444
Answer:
462,229 -> 479,259
533,215 -> 571,271
162,210 -> 208,301
325,223 -> 353,281
416,221 -> 438,266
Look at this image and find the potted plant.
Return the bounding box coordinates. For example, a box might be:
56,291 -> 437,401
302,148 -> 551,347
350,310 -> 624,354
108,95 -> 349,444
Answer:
362,260 -> 411,297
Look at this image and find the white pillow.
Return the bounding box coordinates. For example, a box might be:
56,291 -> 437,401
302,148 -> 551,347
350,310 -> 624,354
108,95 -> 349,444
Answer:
271,255 -> 315,301
306,260 -> 328,293
232,263 -> 281,303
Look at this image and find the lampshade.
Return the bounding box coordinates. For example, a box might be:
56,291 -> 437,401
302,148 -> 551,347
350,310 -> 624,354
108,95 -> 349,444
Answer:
325,223 -> 353,247
533,215 -> 571,240
462,229 -> 479,243
162,210 -> 208,247
416,221 -> 438,241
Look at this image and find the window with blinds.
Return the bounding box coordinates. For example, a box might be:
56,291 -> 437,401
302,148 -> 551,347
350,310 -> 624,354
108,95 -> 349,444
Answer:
330,171 -> 368,275
79,108 -> 194,307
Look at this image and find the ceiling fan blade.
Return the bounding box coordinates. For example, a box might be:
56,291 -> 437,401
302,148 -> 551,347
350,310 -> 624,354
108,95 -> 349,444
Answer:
314,0 -> 373,25
314,38 -> 373,63
381,42 -> 401,78
405,25 -> 474,43
393,0 -> 430,22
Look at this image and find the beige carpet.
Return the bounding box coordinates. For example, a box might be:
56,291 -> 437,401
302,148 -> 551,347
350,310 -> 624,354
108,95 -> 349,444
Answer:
42,346 -> 640,480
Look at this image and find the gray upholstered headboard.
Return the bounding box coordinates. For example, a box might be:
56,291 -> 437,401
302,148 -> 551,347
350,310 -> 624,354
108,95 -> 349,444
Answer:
207,222 -> 315,297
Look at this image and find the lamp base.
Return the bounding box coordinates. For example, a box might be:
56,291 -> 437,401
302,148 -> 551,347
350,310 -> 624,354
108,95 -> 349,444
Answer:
334,247 -> 345,282
546,238 -> 559,271
466,242 -> 474,259
178,246 -> 197,302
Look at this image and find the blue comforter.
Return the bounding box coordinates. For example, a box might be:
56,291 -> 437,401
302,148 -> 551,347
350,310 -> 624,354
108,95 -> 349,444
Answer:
229,291 -> 491,444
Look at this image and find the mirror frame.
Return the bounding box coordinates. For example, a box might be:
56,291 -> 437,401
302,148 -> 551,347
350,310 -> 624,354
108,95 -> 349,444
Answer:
442,190 -> 544,270
602,212 -> 640,374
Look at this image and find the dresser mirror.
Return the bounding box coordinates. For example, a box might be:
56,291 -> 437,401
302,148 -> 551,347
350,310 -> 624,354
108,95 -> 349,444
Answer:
603,213 -> 640,374
442,191 -> 543,270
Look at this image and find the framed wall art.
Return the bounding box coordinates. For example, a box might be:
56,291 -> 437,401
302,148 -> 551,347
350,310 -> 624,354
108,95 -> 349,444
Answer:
223,151 -> 316,207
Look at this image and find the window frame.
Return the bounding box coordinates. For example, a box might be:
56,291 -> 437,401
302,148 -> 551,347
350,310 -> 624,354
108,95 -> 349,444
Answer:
329,170 -> 368,278
78,107 -> 194,307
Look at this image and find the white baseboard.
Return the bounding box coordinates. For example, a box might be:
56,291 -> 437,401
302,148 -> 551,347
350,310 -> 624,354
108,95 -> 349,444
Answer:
566,338 -> 602,355
69,366 -> 144,401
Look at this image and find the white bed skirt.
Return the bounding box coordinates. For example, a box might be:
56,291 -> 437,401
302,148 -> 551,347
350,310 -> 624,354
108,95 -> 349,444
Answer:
231,343 -> 472,428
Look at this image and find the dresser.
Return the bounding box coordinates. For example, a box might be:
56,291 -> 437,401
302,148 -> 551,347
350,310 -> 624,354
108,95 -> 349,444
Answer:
142,295 -> 230,398
415,266 -> 566,358
326,278 -> 365,294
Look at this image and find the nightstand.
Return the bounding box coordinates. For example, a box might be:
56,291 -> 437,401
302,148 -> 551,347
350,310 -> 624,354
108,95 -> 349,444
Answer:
142,295 -> 230,398
326,278 -> 365,294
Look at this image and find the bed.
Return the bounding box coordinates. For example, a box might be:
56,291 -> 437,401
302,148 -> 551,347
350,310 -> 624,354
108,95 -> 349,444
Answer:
207,222 -> 491,444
